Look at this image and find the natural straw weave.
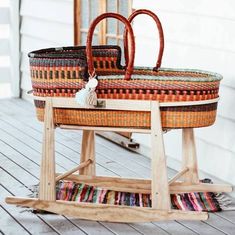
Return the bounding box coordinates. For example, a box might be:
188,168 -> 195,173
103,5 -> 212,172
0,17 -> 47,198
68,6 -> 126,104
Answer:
28,11 -> 222,129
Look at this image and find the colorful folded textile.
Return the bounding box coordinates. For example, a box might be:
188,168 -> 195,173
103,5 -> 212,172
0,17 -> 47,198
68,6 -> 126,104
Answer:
55,180 -> 221,212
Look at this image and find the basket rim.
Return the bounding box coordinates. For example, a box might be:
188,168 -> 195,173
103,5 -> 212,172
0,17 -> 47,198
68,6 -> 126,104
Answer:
98,67 -> 222,82
28,45 -> 122,59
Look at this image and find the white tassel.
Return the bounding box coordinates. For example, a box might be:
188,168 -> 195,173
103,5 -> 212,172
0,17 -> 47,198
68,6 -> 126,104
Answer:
75,76 -> 98,108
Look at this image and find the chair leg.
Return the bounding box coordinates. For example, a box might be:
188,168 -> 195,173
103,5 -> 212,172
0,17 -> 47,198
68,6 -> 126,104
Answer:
182,128 -> 199,184
80,130 -> 96,176
151,102 -> 170,210
39,98 -> 56,201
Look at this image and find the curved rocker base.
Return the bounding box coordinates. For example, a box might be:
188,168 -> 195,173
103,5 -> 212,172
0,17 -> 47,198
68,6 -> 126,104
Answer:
5,197 -> 208,223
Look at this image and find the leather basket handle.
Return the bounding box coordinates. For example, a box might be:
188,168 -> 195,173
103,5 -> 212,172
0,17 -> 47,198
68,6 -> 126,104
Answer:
86,13 -> 135,80
124,9 -> 164,71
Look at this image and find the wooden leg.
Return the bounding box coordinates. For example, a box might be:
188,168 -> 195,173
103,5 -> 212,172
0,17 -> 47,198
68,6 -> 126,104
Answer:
151,101 -> 170,210
182,128 -> 199,184
39,98 -> 56,201
80,130 -> 95,176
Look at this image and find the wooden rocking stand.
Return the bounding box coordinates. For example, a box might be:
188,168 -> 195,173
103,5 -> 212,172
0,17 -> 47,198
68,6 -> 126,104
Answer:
5,97 -> 232,223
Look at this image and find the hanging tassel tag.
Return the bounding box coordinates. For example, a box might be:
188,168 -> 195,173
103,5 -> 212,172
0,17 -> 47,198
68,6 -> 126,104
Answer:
75,76 -> 98,108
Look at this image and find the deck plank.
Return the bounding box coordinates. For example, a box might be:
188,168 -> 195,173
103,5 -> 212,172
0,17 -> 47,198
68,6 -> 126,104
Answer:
127,223 -> 170,235
0,184 -> 58,235
0,204 -> 30,235
0,155 -> 87,235
215,210 -> 235,224
177,220 -> 226,235
203,213 -> 235,234
67,219 -> 116,235
153,221 -> 197,235
99,222 -> 146,235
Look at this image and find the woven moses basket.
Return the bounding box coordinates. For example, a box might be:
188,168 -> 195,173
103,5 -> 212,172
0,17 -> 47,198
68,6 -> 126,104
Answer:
28,10 -> 222,129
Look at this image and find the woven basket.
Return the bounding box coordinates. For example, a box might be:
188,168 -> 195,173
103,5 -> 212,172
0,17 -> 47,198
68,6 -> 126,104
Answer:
29,10 -> 222,129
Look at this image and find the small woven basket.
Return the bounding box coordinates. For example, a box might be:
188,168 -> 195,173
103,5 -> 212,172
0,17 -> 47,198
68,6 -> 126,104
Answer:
29,10 -> 222,129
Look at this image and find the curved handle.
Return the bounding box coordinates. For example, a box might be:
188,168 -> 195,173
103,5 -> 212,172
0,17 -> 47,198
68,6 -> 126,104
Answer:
86,13 -> 135,80
124,9 -> 164,71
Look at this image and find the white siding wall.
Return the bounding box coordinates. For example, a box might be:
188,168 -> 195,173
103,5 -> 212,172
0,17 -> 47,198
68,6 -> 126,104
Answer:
20,0 -> 73,97
132,0 -> 235,193
0,0 -> 20,97
0,3 -> 10,85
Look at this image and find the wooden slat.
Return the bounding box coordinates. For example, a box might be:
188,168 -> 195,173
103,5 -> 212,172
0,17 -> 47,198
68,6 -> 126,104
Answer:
51,97 -> 152,111
102,221 -> 167,235
0,183 -> 57,235
0,205 -> 30,235
0,128 -> 112,234
5,197 -> 209,222
170,182 -> 233,194
55,174 -> 151,193
55,159 -> 92,182
0,38 -> 9,55
127,223 -> 170,235
168,167 -> 189,185
154,221 -> 197,235
54,174 -> 232,194
205,212 -> 235,234
32,96 -> 219,109
215,211 -> 235,224
60,125 -> 151,134
0,157 -> 86,234
0,7 -> 9,24
178,220 -> 226,235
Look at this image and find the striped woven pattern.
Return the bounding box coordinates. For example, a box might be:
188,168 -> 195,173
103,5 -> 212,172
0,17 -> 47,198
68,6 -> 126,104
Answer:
29,45 -> 221,128
56,181 -> 221,212
29,46 -> 221,102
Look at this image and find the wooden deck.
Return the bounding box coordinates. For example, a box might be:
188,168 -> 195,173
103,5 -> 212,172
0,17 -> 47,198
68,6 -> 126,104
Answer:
0,98 -> 235,235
